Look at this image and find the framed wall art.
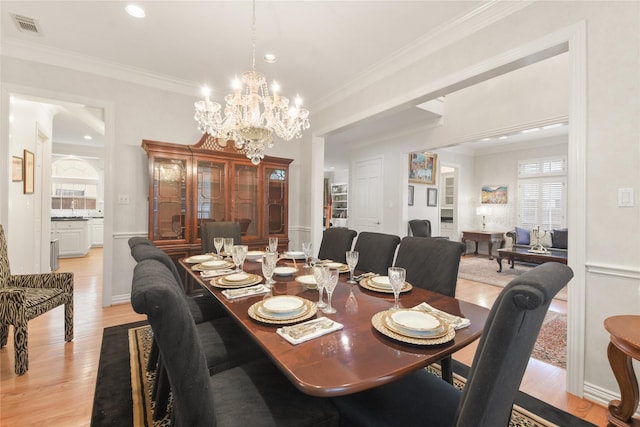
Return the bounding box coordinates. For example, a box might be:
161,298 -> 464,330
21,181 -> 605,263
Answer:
408,185 -> 414,206
481,185 -> 508,204
12,156 -> 23,182
24,149 -> 35,194
427,188 -> 438,207
408,152 -> 437,185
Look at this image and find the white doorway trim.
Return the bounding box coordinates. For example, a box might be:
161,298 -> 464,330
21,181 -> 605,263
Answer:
311,21 -> 587,395
2,83 -> 115,307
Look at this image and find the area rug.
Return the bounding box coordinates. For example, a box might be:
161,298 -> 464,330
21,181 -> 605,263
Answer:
532,311 -> 567,369
92,322 -> 593,427
458,256 -> 568,301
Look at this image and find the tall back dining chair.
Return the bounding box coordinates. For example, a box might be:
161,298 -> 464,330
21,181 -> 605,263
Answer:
0,224 -> 74,375
394,236 -> 466,297
317,227 -> 357,264
353,232 -> 401,275
127,236 -> 155,249
131,260 -> 340,426
332,262 -> 574,427
408,219 -> 432,237
201,221 -> 242,254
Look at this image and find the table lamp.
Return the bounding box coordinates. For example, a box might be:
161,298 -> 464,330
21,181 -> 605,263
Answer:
476,206 -> 493,231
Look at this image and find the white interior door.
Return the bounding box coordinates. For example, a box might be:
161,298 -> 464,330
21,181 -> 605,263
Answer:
353,158 -> 382,232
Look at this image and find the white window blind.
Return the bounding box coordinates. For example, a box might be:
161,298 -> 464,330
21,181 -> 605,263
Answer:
517,156 -> 566,229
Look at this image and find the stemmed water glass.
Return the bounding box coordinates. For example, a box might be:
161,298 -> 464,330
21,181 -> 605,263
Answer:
232,245 -> 248,272
268,237 -> 278,253
313,265 -> 328,309
223,238 -> 234,259
261,252 -> 277,288
346,251 -> 359,284
387,267 -> 406,310
302,242 -> 313,268
213,237 -> 224,256
322,268 -> 339,314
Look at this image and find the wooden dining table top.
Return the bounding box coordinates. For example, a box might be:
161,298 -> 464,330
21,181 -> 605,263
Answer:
180,256 -> 489,397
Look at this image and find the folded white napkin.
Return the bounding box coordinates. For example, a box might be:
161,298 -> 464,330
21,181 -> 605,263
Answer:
413,302 -> 471,330
277,318 -> 344,345
221,285 -> 270,300
200,269 -> 234,278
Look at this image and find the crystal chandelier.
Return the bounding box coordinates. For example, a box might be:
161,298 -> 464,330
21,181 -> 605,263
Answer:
194,0 -> 310,165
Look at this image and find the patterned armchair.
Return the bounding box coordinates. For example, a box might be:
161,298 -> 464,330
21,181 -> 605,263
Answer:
0,225 -> 73,375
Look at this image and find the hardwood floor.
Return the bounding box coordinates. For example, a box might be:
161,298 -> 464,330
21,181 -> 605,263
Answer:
0,249 -> 608,426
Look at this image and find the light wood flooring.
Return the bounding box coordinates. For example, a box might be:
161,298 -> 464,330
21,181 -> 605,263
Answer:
0,249 -> 608,426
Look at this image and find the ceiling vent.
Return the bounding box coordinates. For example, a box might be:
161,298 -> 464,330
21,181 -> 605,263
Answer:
12,14 -> 42,35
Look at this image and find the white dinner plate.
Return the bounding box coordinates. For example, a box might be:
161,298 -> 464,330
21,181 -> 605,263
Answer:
201,260 -> 229,269
223,272 -> 250,282
262,295 -> 305,314
324,262 -> 345,269
389,310 -> 441,332
283,251 -> 306,259
382,313 -> 448,339
273,266 -> 298,276
246,250 -> 265,261
185,254 -> 215,263
295,275 -> 316,285
369,276 -> 392,289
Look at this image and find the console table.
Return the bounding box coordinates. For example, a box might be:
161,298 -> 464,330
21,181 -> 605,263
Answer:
461,230 -> 505,260
605,315 -> 640,427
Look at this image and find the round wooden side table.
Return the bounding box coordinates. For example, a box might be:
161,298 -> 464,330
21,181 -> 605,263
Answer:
605,315 -> 640,427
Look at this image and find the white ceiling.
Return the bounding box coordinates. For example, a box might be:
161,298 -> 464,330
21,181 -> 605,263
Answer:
3,1 -> 567,159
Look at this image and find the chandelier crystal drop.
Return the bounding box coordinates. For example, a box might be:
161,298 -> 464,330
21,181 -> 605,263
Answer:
194,0 -> 309,165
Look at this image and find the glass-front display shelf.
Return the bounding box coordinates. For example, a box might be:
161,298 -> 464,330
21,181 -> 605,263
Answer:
265,168 -> 286,235
234,164 -> 258,238
152,158 -> 186,240
197,160 -> 226,240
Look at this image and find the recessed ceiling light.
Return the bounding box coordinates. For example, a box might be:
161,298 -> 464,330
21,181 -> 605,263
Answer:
542,123 -> 564,130
126,5 -> 146,18
498,135 -> 508,140
83,135 -> 93,140
480,137 -> 492,142
264,53 -> 277,63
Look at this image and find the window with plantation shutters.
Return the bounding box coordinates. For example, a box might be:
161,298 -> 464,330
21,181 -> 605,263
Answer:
517,157 -> 566,229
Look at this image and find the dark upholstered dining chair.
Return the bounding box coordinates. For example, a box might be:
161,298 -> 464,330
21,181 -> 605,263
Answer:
127,236 -> 155,249
394,236 -> 466,382
332,262 -> 574,427
0,224 -> 74,375
317,227 -> 357,264
201,221 -> 242,254
131,259 -> 340,426
353,232 -> 400,275
408,219 -> 432,237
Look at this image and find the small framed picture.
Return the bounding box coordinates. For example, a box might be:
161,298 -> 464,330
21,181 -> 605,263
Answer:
24,149 -> 35,194
12,156 -> 23,182
408,185 -> 414,206
427,188 -> 438,207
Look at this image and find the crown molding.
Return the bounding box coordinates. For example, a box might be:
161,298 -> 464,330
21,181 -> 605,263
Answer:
2,38 -> 198,97
311,0 -> 533,112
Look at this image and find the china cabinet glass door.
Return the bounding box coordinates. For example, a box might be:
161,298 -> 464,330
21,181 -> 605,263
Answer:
196,160 -> 226,240
265,168 -> 287,235
233,164 -> 258,239
151,158 -> 186,241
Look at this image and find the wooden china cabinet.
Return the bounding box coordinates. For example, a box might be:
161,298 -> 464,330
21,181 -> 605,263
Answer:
142,135 -> 292,267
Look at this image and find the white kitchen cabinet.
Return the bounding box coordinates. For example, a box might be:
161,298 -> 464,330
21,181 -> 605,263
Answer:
51,220 -> 90,258
89,218 -> 104,247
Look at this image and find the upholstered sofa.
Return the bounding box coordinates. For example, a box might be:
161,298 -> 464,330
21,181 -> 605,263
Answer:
505,227 -> 568,254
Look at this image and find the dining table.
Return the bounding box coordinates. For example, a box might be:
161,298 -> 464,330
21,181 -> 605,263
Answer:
179,254 -> 489,398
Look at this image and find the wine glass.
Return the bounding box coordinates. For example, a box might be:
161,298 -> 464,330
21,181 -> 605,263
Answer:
387,267 -> 406,310
346,251 -> 359,284
223,238 -> 234,259
232,245 -> 248,272
268,237 -> 278,253
322,268 -> 339,314
262,252 -> 277,288
213,237 -> 224,256
302,242 -> 313,268
313,265 -> 328,309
